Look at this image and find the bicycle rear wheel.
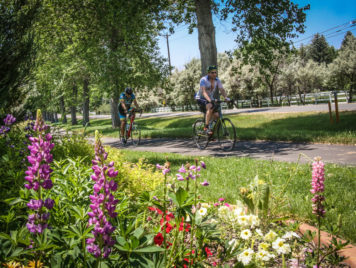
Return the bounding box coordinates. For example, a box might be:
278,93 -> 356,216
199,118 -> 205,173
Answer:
193,119 -> 208,149
130,123 -> 141,145
217,118 -> 236,151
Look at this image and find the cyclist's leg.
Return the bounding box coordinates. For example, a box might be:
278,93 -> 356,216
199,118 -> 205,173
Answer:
118,110 -> 127,142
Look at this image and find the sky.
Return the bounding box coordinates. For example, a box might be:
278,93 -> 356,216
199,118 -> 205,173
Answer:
158,0 -> 356,70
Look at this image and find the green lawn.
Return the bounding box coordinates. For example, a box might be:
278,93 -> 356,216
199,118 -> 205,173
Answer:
54,111 -> 356,144
118,149 -> 356,243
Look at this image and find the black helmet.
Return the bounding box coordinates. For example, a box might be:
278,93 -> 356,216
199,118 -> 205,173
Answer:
125,87 -> 133,95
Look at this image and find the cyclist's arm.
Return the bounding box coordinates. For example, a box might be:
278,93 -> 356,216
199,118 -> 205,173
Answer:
120,99 -> 128,112
133,99 -> 140,110
202,86 -> 213,103
219,87 -> 228,99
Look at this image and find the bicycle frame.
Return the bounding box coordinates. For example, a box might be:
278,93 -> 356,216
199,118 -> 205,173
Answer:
126,110 -> 136,138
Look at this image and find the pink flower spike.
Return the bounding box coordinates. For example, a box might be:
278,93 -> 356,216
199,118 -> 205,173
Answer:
218,198 -> 225,202
178,165 -> 186,173
156,164 -> 163,170
224,203 -> 230,207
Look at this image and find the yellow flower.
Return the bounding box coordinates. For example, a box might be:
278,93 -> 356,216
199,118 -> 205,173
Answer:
25,261 -> 43,268
258,242 -> 270,251
3,261 -> 22,268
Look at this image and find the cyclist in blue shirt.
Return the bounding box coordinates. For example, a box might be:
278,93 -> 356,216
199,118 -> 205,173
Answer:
118,87 -> 140,144
195,65 -> 230,135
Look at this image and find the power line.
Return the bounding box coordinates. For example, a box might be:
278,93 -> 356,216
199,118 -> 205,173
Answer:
294,19 -> 355,44
325,27 -> 356,39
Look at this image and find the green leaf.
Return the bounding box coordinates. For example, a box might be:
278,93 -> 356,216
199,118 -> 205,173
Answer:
175,187 -> 188,206
132,246 -> 165,253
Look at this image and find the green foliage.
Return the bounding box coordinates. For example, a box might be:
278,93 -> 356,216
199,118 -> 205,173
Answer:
0,0 -> 40,113
106,147 -> 164,197
307,34 -> 336,64
51,133 -> 94,165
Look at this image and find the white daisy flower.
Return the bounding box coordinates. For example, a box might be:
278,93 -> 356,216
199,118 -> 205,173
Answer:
238,215 -> 250,226
256,250 -> 275,262
255,228 -> 264,237
197,207 -> 207,216
282,231 -> 300,240
238,248 -> 254,265
240,229 -> 252,240
272,238 -> 291,255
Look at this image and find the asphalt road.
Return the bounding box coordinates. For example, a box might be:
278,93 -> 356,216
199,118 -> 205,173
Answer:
93,137 -> 356,166
83,103 -> 356,166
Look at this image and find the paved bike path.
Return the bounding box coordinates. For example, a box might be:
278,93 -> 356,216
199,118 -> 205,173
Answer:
93,137 -> 356,166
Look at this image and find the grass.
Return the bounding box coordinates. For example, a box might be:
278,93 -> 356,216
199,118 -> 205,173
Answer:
118,149 -> 356,243
53,111 -> 356,144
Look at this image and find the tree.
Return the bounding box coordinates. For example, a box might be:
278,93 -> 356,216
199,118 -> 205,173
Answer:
328,33 -> 356,102
0,0 -> 40,114
307,34 -> 335,64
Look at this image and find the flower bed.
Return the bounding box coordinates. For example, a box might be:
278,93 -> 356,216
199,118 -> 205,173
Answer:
0,111 -> 352,267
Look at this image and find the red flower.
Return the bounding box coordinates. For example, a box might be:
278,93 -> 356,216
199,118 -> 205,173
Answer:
156,208 -> 163,215
154,233 -> 163,246
205,247 -> 213,257
161,222 -> 173,234
148,206 -> 155,211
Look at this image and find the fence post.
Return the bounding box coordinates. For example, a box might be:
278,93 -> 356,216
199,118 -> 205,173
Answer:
328,101 -> 333,124
334,91 -> 339,123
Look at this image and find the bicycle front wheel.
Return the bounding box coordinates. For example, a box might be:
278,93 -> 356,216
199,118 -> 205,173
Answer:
217,118 -> 236,151
130,123 -> 141,145
193,119 -> 208,149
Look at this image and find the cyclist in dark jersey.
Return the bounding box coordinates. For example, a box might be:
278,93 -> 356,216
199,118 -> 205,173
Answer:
118,87 -> 140,144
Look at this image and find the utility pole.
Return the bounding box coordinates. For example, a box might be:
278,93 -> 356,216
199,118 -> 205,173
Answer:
164,34 -> 172,75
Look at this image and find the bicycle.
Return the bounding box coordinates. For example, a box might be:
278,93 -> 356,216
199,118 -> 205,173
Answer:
120,108 -> 142,146
192,100 -> 236,151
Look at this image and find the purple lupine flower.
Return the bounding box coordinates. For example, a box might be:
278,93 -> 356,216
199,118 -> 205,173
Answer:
200,161 -> 206,169
3,114 -> 16,126
87,130 -> 119,259
156,164 -> 163,170
200,180 -> 209,186
24,110 -> 54,234
178,165 -> 186,173
177,174 -> 185,181
311,158 -> 326,217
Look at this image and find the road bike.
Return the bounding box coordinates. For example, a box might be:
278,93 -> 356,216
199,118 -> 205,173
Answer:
120,108 -> 142,145
193,101 -> 236,151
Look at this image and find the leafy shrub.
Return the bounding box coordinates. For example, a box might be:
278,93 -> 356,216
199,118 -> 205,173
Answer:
106,147 -> 163,196
51,134 -> 94,165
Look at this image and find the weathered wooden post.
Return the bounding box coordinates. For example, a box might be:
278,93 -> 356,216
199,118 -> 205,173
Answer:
333,91 -> 339,123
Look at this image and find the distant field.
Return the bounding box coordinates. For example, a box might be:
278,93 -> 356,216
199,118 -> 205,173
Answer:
53,111 -> 356,144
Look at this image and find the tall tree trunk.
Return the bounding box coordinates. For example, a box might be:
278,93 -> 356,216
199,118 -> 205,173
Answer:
82,77 -> 90,126
111,91 -> 120,128
59,95 -> 67,123
54,112 -> 58,122
195,0 -> 217,76
71,83 -> 78,125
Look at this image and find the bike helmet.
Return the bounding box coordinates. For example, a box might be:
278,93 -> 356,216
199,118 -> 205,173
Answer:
125,87 -> 133,95
207,65 -> 217,73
